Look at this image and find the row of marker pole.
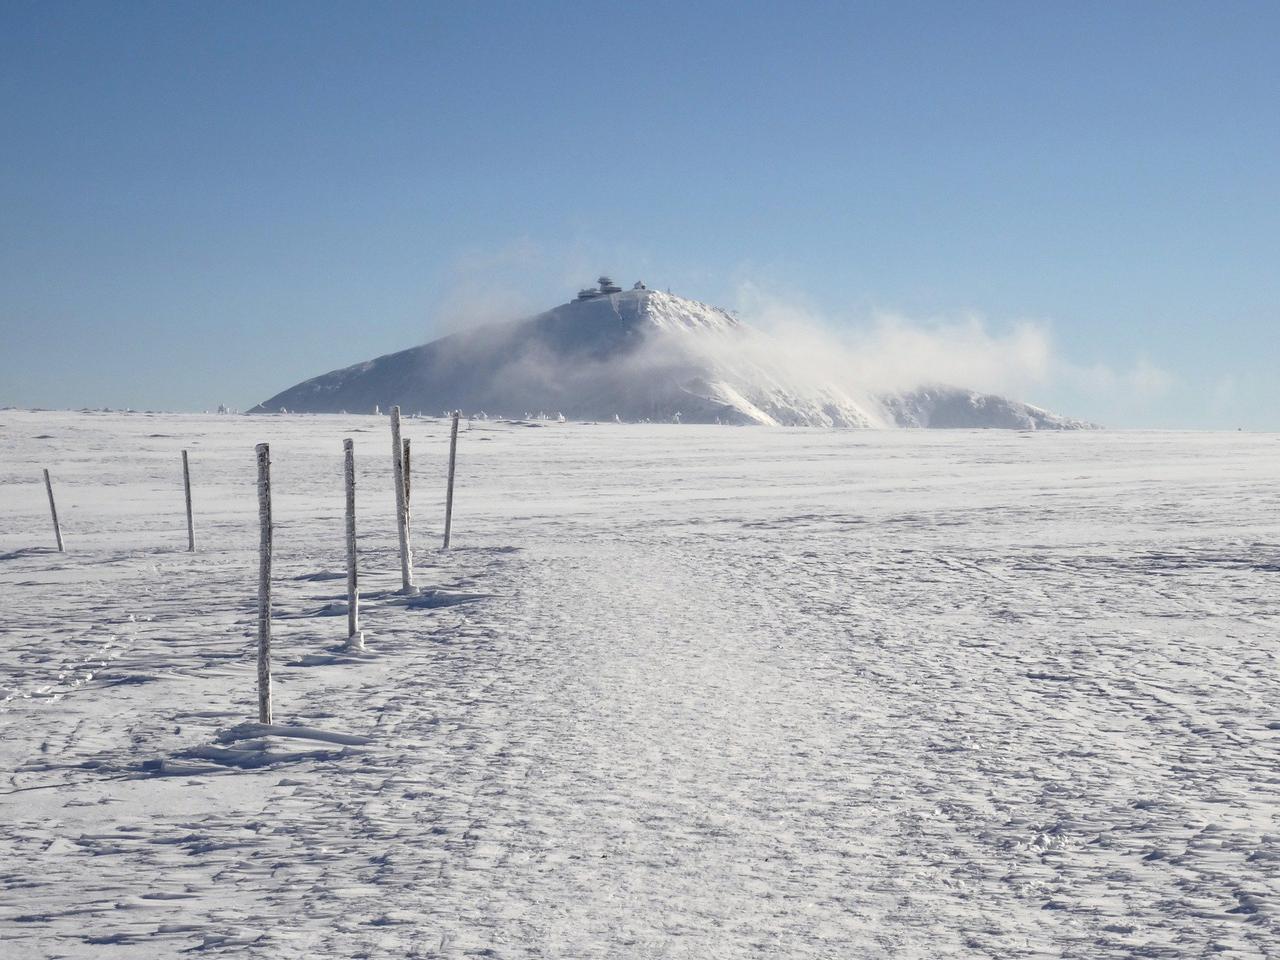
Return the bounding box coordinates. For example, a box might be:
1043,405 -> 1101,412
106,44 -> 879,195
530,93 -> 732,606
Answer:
37,406 -> 460,726
40,451 -> 196,554
253,407 -> 461,723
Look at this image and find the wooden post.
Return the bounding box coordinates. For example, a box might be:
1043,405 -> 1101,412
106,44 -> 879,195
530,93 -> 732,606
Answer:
403,438 -> 411,511
443,410 -> 460,550
343,438 -> 363,650
255,443 -> 273,725
43,468 -> 64,552
390,406 -> 414,591
181,449 -> 195,552
402,437 -> 412,560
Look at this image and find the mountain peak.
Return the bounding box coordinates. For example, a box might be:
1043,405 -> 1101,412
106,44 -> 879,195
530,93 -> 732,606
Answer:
249,283 -> 1094,429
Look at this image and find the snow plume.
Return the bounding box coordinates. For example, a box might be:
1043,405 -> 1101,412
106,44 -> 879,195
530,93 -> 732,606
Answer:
416,300 -> 739,421
727,284 -> 1171,407
727,285 -> 1051,397
426,241 -> 553,337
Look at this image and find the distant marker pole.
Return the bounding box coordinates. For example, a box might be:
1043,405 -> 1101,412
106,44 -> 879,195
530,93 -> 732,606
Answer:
442,410 -> 460,550
43,468 -> 64,552
181,449 -> 195,552
343,438 -> 363,650
390,406 -> 414,591
255,443 -> 273,724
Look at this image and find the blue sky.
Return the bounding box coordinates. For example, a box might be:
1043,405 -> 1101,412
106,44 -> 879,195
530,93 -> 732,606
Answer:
2,1 -> 1277,427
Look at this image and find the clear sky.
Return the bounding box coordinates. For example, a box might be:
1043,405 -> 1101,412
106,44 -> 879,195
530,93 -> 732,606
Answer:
2,1 -> 1277,427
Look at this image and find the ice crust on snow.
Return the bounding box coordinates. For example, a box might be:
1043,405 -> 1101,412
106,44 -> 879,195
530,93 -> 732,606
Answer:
250,288 -> 1093,428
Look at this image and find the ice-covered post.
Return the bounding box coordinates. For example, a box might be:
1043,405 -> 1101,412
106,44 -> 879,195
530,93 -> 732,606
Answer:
442,410 -> 460,550
181,449 -> 195,552
255,443 -> 273,724
390,406 -> 414,591
43,468 -> 64,552
343,438 -> 363,650
403,438 -> 411,512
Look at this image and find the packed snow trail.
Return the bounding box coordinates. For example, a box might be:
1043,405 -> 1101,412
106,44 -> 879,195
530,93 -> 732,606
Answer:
1,412 -> 1278,957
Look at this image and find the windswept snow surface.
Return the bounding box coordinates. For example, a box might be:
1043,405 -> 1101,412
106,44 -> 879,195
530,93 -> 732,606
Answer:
1,410 -> 1278,958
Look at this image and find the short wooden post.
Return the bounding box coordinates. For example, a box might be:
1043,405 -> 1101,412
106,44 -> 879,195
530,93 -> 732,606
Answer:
390,406 -> 414,591
43,468 -> 64,552
255,443 -> 273,725
443,410 -> 460,550
181,450 -> 195,552
343,438 -> 363,650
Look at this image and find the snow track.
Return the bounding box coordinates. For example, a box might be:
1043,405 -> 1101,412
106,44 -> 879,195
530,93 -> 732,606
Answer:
1,411 -> 1278,957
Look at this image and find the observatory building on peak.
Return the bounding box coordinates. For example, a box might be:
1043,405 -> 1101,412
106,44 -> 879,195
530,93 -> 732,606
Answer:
576,275 -> 640,300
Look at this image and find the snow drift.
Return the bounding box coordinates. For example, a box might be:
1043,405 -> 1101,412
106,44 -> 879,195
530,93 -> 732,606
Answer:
250,284 -> 1095,428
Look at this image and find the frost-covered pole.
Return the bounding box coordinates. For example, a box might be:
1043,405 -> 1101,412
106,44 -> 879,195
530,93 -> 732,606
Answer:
402,438 -> 411,513
402,437 -> 413,556
442,410 -> 460,550
181,449 -> 195,552
255,443 -> 273,724
343,438 -> 363,650
390,406 -> 414,591
43,468 -> 64,552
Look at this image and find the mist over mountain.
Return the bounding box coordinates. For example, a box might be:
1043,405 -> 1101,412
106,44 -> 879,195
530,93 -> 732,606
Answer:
250,280 -> 1095,428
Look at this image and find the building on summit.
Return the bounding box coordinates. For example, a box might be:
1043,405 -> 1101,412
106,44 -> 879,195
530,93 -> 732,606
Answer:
576,275 -> 629,300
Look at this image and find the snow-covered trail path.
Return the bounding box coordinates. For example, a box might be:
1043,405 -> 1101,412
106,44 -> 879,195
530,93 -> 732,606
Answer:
1,412 -> 1278,957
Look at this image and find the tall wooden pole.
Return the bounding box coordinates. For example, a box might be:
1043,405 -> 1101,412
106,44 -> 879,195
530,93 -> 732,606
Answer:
181,449 -> 195,552
343,438 -> 363,649
403,438 -> 411,510
390,406 -> 414,591
255,443 -> 273,725
43,468 -> 64,552
443,410 -> 460,550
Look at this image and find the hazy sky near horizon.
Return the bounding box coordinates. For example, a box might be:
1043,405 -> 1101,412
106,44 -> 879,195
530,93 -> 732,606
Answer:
2,1 -> 1278,427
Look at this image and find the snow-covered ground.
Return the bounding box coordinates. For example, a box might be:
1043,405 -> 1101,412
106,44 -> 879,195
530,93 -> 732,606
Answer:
2,410 -> 1278,958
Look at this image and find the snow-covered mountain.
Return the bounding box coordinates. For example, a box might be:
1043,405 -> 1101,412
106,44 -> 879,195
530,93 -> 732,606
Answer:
251,281 -> 1094,428
882,386 -> 1095,430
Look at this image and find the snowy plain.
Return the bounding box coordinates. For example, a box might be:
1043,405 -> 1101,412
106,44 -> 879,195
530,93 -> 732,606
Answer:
1,410 -> 1278,958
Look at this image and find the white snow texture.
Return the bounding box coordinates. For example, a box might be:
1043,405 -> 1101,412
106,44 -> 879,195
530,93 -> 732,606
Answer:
1,409 -> 1277,958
